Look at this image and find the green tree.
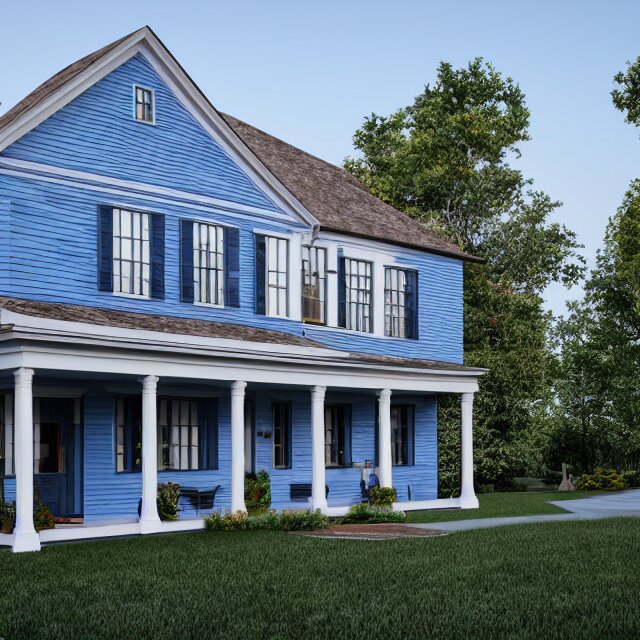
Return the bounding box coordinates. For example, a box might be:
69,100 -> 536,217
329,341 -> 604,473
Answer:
612,56 -> 640,130
345,58 -> 585,493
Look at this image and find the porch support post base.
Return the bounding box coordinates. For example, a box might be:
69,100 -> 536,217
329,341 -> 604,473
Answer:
139,520 -> 164,535
459,494 -> 479,509
12,531 -> 41,553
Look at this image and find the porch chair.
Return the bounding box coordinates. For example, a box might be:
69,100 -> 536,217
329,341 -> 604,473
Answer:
179,485 -> 221,515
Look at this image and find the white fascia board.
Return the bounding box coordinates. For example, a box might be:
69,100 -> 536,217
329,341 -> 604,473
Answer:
0,27 -> 319,231
0,345 -> 481,394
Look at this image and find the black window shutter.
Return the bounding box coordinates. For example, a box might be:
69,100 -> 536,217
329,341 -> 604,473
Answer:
202,398 -> 219,470
255,234 -> 266,315
97,206 -> 113,291
405,270 -> 419,339
150,213 -> 165,300
180,219 -> 194,303
225,226 -> 241,308
337,256 -> 346,328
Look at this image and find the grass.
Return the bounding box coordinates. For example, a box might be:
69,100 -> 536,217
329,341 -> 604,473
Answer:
405,490 -> 604,523
1,517 -> 639,639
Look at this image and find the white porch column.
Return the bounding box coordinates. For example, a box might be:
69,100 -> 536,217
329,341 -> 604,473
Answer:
12,368 -> 40,553
231,380 -> 247,513
377,389 -> 393,489
460,392 -> 479,509
140,375 -> 161,533
311,385 -> 328,512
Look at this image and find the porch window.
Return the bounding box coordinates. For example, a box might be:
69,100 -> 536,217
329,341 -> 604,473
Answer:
384,267 -> 418,339
134,86 -> 154,123
193,222 -> 225,305
301,245 -> 327,324
391,405 -> 415,466
339,257 -> 373,333
324,405 -> 351,467
157,398 -> 218,471
115,397 -> 142,473
272,402 -> 291,469
112,208 -> 151,297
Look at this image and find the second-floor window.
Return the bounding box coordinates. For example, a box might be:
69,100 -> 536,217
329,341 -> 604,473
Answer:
134,86 -> 154,123
255,235 -> 289,318
113,208 -> 150,297
339,257 -> 373,333
384,267 -> 418,339
301,245 -> 327,324
193,222 -> 225,306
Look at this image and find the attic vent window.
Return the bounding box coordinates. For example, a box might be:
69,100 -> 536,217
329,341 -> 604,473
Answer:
134,86 -> 154,124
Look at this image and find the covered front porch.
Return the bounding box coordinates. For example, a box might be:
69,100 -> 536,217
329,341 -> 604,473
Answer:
0,304 -> 483,552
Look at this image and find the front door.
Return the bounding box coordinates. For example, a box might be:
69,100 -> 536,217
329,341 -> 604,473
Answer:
33,397 -> 82,518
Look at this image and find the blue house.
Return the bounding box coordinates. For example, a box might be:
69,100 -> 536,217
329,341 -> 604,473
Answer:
0,27 -> 485,552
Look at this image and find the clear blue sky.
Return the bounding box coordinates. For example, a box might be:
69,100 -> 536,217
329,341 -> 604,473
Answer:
2,0 -> 639,315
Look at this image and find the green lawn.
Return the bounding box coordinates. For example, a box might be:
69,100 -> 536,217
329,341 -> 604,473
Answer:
1,517 -> 639,639
405,490 -> 604,523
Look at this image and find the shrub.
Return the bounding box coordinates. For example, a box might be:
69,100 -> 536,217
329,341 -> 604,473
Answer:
342,502 -> 406,524
576,468 -> 626,491
368,486 -> 397,507
622,470 -> 640,488
205,509 -> 329,532
205,510 -> 249,531
33,502 -> 55,531
157,482 -> 181,521
276,510 -> 329,531
245,470 -> 271,513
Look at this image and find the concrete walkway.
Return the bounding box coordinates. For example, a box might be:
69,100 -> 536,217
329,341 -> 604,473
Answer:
407,489 -> 640,533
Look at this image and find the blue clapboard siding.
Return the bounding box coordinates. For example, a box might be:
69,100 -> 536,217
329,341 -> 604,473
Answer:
2,54 -> 283,213
1,384 -> 436,520
0,171 -> 463,362
254,390 -> 438,510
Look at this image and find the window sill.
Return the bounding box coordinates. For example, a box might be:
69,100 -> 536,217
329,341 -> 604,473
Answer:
194,301 -> 226,310
112,291 -> 151,301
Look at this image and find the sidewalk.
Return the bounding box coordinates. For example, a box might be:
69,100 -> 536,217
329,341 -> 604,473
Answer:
406,489 -> 640,533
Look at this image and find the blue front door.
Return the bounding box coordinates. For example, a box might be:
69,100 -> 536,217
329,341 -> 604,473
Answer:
33,398 -> 82,518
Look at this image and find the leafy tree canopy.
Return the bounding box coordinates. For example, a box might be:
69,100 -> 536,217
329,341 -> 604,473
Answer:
612,56 -> 640,130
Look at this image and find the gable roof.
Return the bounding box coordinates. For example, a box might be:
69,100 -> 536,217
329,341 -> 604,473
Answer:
0,27 -> 482,264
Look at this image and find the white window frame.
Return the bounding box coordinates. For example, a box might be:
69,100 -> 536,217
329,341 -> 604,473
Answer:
112,207 -> 151,299
193,222 -> 225,307
133,84 -> 156,125
301,245 -> 328,325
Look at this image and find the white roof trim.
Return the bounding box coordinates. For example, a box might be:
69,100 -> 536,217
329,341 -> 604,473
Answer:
0,308 -> 485,381
0,27 -> 320,230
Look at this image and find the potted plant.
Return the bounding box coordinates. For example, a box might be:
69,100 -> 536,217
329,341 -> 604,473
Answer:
1,501 -> 15,534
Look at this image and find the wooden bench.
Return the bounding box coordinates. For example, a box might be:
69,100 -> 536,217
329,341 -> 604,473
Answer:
290,483 -> 329,502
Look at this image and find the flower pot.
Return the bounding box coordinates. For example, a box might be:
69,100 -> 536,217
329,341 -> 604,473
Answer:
1,516 -> 14,534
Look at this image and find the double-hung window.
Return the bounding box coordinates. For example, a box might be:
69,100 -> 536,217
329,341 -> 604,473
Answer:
112,208 -> 151,297
301,245 -> 327,324
324,405 -> 351,467
339,257 -> 373,333
384,267 -> 418,339
134,86 -> 154,123
157,398 -> 217,471
390,405 -> 415,466
116,396 -> 218,472
193,222 -> 225,305
115,397 -> 142,473
272,402 -> 291,469
255,235 -> 289,317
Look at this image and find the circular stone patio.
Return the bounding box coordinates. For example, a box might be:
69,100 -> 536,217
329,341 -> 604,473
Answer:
291,523 -> 447,540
